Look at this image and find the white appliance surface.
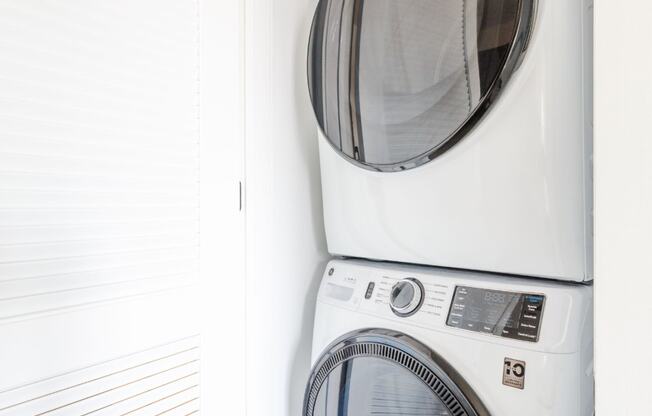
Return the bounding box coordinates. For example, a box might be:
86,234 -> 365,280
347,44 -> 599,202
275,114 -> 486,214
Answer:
315,0 -> 594,282
308,259 -> 594,416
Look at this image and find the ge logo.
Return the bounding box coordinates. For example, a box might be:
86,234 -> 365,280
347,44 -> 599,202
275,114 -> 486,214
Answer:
503,358 -> 526,389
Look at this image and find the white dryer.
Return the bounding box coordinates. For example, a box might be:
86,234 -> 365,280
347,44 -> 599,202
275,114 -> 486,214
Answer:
304,259 -> 594,416
307,0 -> 594,281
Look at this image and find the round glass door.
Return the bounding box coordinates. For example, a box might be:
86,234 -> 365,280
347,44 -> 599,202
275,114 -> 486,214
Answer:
304,330 -> 488,416
307,0 -> 535,171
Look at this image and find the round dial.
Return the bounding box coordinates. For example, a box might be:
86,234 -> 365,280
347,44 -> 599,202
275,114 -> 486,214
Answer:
389,279 -> 424,317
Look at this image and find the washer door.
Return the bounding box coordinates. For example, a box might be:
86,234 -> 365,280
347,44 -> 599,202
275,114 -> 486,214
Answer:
307,0 -> 535,171
304,330 -> 490,416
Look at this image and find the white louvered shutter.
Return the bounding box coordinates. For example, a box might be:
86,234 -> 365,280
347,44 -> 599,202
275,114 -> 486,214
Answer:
0,1 -> 202,414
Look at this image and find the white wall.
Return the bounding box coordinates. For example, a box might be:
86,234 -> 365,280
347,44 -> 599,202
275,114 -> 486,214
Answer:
594,1 -> 652,414
244,0 -> 329,415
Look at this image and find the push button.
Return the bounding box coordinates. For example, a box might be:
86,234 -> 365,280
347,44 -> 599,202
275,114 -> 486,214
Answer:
524,303 -> 542,314
365,282 -> 375,300
522,312 -> 540,321
480,324 -> 494,333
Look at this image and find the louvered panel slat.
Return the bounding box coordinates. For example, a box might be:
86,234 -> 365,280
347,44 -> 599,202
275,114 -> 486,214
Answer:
35,369 -> 199,416
0,208 -> 198,227
0,38 -> 194,89
0,338 -> 199,406
0,338 -> 200,415
0,154 -> 198,180
0,5 -> 196,86
115,387 -> 199,416
0,1 -> 197,57
1,135 -> 197,164
0,222 -> 198,245
86,384 -> 199,416
0,79 -> 194,124
0,191 -> 197,210
0,116 -> 195,151
13,364 -> 199,416
0,42 -> 194,91
0,260 -> 196,294
0,172 -> 196,194
0,234 -> 198,263
0,0 -> 196,38
0,247 -> 198,281
0,273 -> 196,320
0,115 -> 193,145
144,398 -> 200,416
0,101 -> 195,138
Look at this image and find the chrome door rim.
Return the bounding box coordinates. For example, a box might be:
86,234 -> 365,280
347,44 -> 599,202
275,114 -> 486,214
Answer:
303,328 -> 491,416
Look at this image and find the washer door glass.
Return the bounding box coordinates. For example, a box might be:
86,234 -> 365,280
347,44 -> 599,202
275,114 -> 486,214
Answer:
313,357 -> 454,415
307,0 -> 532,171
304,331 -> 486,416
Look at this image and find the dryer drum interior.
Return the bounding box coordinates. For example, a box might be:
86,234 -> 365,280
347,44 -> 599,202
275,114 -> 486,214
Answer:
303,330 -> 489,416
307,0 -> 535,171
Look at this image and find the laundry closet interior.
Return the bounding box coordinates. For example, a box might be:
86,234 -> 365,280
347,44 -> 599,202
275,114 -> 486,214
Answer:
226,0 -> 649,414
0,0 -> 649,415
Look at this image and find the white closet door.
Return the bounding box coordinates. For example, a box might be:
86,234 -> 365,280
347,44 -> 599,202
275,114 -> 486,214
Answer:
0,1 -> 203,414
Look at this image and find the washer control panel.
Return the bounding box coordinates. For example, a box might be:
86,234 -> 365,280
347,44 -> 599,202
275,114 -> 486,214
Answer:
446,286 -> 545,342
318,260 -> 593,351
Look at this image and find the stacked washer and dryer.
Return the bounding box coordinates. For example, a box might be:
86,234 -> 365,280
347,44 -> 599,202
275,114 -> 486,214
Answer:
304,0 -> 593,415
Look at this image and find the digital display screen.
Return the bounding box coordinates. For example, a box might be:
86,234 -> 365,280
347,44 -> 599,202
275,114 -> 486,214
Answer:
446,286 -> 545,342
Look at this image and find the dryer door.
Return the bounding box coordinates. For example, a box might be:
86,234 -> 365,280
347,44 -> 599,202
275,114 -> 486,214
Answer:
304,330 -> 489,416
307,0 -> 535,171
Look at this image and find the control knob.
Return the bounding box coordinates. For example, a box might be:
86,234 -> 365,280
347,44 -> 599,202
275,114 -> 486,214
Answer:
389,278 -> 424,317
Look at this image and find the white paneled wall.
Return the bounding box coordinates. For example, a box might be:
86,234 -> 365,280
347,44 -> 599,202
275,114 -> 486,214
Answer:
0,0 -> 201,413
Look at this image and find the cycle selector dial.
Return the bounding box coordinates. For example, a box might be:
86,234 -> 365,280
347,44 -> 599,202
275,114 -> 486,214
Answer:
389,278 -> 424,317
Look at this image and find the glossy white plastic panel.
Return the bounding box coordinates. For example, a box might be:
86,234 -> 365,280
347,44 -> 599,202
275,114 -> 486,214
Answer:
311,259 -> 594,416
318,0 -> 593,281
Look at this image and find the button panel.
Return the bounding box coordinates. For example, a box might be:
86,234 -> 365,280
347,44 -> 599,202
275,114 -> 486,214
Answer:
446,287 -> 545,343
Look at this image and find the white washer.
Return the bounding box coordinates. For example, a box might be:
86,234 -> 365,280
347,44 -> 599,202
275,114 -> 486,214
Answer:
307,0 -> 593,281
304,259 -> 594,416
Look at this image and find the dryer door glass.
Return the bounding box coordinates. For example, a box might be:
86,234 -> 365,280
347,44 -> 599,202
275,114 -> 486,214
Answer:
308,0 -> 533,171
304,331 -> 486,416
